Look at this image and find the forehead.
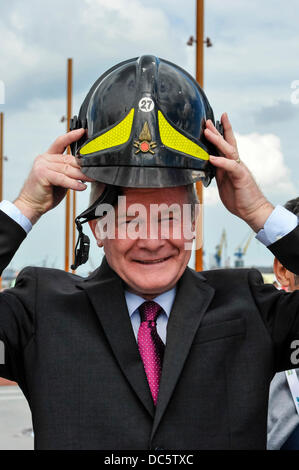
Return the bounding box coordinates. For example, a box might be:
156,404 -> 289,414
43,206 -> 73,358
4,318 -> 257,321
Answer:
121,186 -> 188,205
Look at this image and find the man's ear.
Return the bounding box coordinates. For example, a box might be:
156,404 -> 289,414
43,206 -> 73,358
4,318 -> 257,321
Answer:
273,257 -> 292,288
88,220 -> 104,247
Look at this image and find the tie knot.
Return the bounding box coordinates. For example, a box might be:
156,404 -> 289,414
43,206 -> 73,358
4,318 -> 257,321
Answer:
139,301 -> 162,323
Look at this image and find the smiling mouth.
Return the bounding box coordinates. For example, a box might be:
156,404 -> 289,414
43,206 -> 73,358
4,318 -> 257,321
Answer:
134,256 -> 171,265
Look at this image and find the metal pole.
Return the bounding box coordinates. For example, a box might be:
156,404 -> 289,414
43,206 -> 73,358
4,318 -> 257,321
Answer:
72,186 -> 76,273
69,60 -> 77,274
0,113 -> 3,289
195,0 -> 204,272
0,113 -> 3,203
196,0 -> 204,87
65,58 -> 72,272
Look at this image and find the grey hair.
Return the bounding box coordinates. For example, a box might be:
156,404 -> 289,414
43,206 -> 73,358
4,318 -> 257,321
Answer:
89,182 -> 106,205
186,183 -> 200,221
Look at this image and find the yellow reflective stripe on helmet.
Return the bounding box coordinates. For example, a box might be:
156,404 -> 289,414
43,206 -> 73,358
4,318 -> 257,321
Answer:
158,110 -> 209,161
80,108 -> 135,155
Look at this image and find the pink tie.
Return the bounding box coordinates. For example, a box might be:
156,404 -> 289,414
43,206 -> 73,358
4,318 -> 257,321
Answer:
137,301 -> 165,406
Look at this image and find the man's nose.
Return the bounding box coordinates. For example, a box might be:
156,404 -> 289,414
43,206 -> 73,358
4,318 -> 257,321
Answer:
135,235 -> 167,251
134,220 -> 167,250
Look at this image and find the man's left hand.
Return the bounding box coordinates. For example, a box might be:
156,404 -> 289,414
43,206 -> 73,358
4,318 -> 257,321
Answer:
204,113 -> 274,232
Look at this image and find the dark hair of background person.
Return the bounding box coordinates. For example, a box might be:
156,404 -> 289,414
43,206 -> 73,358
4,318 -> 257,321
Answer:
284,197 -> 299,285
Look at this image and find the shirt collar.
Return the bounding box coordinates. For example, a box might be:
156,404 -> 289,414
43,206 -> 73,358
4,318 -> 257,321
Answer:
125,287 -> 176,319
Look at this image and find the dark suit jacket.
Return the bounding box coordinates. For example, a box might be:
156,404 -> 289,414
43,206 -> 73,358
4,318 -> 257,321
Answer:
1,210 -> 299,450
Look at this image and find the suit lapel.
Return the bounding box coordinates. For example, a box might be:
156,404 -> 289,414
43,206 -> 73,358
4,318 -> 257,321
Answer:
151,267 -> 215,440
77,258 -> 155,417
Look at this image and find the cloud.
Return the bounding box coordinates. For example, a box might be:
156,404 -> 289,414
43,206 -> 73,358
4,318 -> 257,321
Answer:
235,132 -> 296,196
0,0 -> 190,111
254,100 -> 299,125
204,131 -> 296,207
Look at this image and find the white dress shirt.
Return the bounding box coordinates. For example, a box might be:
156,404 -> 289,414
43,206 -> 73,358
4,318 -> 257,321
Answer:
125,288 -> 176,345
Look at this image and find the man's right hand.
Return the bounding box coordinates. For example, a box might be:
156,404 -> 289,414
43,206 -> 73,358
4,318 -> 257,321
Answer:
14,129 -> 94,225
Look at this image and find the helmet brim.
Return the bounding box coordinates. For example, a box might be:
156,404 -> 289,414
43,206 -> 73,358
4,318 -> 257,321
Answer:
82,166 -> 213,188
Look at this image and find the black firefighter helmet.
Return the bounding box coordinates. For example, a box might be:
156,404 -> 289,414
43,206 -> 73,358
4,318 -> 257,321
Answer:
70,55 -> 222,269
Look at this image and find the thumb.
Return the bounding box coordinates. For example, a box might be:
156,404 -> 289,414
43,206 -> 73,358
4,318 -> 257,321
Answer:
47,128 -> 86,155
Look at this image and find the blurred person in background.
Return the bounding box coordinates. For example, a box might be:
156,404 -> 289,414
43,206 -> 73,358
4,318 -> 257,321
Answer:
268,197 -> 299,450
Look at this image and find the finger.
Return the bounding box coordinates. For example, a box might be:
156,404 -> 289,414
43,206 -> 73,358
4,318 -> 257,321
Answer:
46,161 -> 95,182
206,119 -> 221,136
205,120 -> 226,157
204,128 -> 239,161
221,113 -> 237,147
44,153 -> 81,169
209,155 -> 243,173
47,129 -> 85,155
47,169 -> 88,191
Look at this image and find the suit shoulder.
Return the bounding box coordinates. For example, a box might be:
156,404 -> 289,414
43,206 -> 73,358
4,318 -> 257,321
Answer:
14,265 -> 85,289
190,267 -> 264,285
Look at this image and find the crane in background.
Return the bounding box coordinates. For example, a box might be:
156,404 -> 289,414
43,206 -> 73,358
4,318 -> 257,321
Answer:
234,232 -> 254,268
214,229 -> 227,268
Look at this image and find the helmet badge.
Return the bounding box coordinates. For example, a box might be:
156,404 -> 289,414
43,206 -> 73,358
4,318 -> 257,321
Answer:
133,122 -> 157,154
138,97 -> 155,112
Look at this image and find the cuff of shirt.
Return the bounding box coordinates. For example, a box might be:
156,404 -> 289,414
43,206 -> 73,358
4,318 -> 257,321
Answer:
256,205 -> 298,247
0,200 -> 32,234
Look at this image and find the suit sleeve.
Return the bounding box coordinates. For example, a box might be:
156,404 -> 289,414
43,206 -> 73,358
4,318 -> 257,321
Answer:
0,210 -> 27,274
268,225 -> 299,275
246,225 -> 299,372
249,269 -> 299,373
0,210 -> 35,384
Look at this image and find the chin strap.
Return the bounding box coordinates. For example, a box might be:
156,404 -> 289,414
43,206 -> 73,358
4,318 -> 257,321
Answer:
71,219 -> 91,270
70,186 -> 120,270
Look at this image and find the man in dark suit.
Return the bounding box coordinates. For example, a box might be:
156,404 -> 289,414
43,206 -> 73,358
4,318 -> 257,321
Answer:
1,56 -> 299,450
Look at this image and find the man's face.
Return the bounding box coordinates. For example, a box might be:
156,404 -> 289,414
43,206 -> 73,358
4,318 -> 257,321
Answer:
90,186 -> 195,299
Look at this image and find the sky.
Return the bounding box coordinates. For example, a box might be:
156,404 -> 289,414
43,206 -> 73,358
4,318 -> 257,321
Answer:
1,0 -> 299,275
